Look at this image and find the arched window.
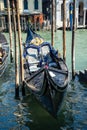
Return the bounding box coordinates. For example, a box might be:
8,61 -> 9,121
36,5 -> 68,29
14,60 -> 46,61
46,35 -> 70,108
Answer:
34,0 -> 38,10
78,2 -> 84,25
24,0 -> 28,10
4,0 -> 7,8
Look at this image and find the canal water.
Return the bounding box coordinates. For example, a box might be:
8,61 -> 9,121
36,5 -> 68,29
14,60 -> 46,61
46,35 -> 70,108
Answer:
0,29 -> 87,130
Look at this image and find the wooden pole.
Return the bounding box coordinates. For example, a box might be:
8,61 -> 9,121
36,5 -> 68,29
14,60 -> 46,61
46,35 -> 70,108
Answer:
7,0 -> 13,62
12,0 -> 20,98
34,20 -> 37,31
55,0 -> 57,32
51,0 -> 55,46
72,0 -> 76,79
63,0 -> 66,62
16,0 -> 25,96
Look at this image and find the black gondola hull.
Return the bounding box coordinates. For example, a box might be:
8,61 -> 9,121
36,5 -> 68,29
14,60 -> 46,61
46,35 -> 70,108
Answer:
23,28 -> 69,117
24,66 -> 68,117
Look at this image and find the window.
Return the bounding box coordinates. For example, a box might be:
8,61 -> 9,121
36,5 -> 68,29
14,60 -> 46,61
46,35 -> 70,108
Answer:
24,0 -> 28,10
4,0 -> 7,8
34,0 -> 38,10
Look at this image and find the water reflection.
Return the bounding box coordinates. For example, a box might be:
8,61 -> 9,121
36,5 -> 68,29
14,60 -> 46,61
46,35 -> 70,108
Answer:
0,65 -> 87,130
0,30 -> 87,130
13,78 -> 87,130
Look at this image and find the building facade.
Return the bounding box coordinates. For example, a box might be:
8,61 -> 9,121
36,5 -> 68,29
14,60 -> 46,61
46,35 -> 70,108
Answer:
56,0 -> 87,28
0,0 -> 43,31
42,0 -> 87,29
0,0 -> 87,31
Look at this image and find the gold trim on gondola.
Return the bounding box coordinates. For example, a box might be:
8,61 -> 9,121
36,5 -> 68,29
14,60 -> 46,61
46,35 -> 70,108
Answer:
30,37 -> 44,46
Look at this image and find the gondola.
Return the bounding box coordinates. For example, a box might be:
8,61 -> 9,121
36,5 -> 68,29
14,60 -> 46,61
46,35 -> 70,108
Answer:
0,33 -> 9,77
23,28 -> 69,117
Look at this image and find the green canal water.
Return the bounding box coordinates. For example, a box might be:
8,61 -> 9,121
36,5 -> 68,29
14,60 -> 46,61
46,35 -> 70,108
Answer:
0,30 -> 87,130
39,29 -> 87,71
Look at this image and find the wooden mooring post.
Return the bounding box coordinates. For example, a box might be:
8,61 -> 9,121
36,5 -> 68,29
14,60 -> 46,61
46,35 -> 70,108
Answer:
12,0 -> 20,99
7,0 -> 13,62
63,0 -> 66,62
51,0 -> 55,46
71,0 -> 76,79
16,0 -> 25,96
55,0 -> 57,32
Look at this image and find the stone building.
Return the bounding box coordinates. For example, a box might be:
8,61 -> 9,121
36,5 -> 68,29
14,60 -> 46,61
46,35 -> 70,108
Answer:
0,0 -> 87,31
0,0 -> 43,31
42,0 -> 87,29
56,0 -> 87,28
